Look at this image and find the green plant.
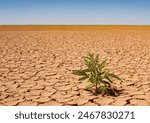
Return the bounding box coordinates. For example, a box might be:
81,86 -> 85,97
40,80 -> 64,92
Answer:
72,53 -> 121,96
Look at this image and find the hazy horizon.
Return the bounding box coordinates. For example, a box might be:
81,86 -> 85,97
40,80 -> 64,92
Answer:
0,0 -> 150,25
1,24 -> 150,26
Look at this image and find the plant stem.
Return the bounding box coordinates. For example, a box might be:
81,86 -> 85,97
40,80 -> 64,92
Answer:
95,83 -> 98,94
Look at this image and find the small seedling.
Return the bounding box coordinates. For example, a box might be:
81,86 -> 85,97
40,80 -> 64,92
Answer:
72,53 -> 121,96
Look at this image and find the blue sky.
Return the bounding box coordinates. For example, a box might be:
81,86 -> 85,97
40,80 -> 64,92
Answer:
0,0 -> 150,25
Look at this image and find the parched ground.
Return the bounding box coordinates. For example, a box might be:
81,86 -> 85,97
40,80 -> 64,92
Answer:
0,27 -> 150,106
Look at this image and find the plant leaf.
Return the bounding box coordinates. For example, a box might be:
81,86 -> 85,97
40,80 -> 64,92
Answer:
95,54 -> 99,63
84,56 -> 91,61
108,73 -> 122,81
72,70 -> 87,76
85,84 -> 94,90
84,58 -> 90,66
105,76 -> 112,83
78,76 -> 88,81
88,52 -> 94,59
98,86 -> 107,94
98,59 -> 107,70
83,69 -> 91,72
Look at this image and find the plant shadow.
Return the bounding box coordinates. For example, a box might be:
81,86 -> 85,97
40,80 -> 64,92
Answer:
106,86 -> 123,97
85,86 -> 123,97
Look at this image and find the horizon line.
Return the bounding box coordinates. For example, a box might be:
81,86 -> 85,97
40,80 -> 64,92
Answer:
1,24 -> 150,26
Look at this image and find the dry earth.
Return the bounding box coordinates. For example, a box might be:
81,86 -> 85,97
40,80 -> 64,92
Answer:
0,27 -> 150,106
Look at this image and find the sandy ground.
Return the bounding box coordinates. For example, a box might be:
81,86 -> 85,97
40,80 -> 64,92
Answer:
0,29 -> 150,106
